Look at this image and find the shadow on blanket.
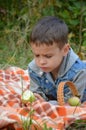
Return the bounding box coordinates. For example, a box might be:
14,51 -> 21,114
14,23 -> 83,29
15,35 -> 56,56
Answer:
0,67 -> 86,130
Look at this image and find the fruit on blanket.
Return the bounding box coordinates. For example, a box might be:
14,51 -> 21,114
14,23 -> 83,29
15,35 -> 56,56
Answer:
21,90 -> 36,103
68,96 -> 81,106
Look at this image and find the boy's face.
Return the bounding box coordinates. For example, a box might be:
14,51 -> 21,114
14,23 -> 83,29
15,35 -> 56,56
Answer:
31,43 -> 70,77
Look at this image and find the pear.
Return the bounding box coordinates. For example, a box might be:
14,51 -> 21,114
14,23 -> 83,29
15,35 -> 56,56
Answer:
68,96 -> 81,106
21,90 -> 36,103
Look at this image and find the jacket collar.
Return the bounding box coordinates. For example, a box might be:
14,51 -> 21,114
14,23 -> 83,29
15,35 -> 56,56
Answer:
57,48 -> 78,77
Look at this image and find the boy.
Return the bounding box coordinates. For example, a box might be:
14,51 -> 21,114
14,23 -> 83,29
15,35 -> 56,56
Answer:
28,16 -> 86,103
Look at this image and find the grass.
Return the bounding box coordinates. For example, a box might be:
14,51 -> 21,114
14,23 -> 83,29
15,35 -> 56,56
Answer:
0,37 -> 33,69
66,120 -> 86,130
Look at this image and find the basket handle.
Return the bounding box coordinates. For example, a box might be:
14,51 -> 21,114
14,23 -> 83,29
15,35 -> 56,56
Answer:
57,81 -> 80,106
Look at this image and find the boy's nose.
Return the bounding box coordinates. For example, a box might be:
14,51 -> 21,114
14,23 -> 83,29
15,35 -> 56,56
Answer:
39,58 -> 46,65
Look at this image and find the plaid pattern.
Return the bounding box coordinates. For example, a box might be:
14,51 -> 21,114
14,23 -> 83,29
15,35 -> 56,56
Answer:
0,67 -> 86,130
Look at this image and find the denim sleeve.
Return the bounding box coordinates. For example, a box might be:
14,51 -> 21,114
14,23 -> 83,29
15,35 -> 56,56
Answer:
73,69 -> 86,102
29,76 -> 40,92
29,75 -> 49,101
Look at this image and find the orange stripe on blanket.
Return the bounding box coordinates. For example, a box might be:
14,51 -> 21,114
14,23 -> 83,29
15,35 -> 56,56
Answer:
0,77 -> 3,81
0,89 -> 5,95
8,114 -> 21,123
17,108 -> 29,116
7,101 -> 15,107
57,106 -> 67,116
22,75 -> 29,81
16,70 -> 24,75
49,112 -> 58,119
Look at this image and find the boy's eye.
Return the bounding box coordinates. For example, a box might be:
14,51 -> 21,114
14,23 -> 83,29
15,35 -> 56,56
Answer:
34,55 -> 39,57
34,54 -> 52,58
45,55 -> 52,58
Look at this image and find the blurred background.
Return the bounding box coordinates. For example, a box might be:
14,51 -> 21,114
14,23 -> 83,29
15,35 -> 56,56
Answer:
0,0 -> 86,69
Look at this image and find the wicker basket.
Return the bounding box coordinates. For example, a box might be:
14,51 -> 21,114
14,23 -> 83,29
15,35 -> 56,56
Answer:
57,81 -> 80,106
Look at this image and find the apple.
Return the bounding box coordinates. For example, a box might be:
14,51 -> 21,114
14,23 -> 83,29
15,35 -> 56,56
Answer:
21,90 -> 36,103
68,96 -> 81,106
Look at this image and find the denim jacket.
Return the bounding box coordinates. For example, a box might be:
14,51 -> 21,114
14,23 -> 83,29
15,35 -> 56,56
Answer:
28,49 -> 86,102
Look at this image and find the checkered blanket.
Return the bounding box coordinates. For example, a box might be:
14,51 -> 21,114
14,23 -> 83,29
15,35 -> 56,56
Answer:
0,67 -> 86,130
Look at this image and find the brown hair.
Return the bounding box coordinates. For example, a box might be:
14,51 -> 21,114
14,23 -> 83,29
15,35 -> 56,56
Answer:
30,16 -> 68,49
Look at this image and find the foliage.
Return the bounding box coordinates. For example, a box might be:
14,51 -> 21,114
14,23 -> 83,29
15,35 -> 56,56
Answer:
0,0 -> 86,69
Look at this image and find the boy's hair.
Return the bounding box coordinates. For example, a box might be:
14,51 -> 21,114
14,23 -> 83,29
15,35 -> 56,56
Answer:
30,16 -> 68,48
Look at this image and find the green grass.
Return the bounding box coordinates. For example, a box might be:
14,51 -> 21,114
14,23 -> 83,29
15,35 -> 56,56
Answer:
66,120 -> 86,130
0,38 -> 33,69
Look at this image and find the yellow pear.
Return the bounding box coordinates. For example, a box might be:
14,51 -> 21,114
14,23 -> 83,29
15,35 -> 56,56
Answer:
68,96 -> 81,106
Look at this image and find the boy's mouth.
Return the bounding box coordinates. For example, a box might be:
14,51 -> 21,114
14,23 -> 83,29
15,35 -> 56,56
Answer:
40,67 -> 48,70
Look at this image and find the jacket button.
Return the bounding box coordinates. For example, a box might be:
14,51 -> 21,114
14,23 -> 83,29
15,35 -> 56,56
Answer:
45,80 -> 48,83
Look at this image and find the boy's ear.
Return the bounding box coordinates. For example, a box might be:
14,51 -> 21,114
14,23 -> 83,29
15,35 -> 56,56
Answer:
63,43 -> 70,56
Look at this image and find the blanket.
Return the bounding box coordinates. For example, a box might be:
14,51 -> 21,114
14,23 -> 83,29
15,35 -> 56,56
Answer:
0,67 -> 86,130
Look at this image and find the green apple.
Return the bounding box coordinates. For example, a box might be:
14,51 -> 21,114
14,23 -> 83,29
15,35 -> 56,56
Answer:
21,90 -> 36,103
68,96 -> 81,106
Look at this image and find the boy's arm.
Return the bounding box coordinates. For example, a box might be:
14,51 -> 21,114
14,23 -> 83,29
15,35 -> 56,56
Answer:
73,70 -> 86,102
29,77 -> 48,101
